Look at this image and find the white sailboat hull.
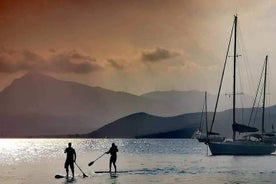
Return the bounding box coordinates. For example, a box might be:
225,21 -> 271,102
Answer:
208,141 -> 276,155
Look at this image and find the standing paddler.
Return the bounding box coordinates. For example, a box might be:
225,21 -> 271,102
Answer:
106,143 -> 118,173
64,142 -> 76,179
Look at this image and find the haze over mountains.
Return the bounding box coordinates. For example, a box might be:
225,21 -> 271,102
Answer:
0,72 -> 264,137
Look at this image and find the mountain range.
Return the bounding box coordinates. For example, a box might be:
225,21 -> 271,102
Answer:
0,72 -> 267,138
85,107 -> 276,139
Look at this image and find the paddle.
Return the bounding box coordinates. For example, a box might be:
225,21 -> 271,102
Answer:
88,153 -> 106,166
55,174 -> 65,179
75,162 -> 88,178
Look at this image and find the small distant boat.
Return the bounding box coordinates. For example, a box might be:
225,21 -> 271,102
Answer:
193,91 -> 225,143
207,15 -> 276,155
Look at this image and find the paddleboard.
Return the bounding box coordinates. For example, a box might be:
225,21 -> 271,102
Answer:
65,178 -> 75,183
94,171 -> 127,174
94,171 -> 120,178
110,172 -> 118,178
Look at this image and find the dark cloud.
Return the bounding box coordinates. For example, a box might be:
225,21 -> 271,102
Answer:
0,59 -> 34,73
107,59 -> 124,70
0,48 -> 101,73
46,60 -> 98,73
22,49 -> 43,63
49,51 -> 101,73
0,57 -> 19,73
142,47 -> 179,63
49,48 -> 56,53
67,50 -> 95,61
48,51 -> 100,73
0,48 -> 39,73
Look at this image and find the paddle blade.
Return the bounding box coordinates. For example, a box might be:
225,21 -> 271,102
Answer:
88,161 -> 94,166
55,174 -> 65,179
83,174 -> 88,178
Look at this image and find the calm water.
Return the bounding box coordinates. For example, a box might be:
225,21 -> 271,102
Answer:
0,139 -> 276,184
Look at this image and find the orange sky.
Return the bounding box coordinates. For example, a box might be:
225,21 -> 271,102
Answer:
1,0 -> 276,103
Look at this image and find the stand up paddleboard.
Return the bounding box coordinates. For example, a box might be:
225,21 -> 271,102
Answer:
54,175 -> 76,182
94,171 -> 119,178
110,173 -> 118,178
94,170 -> 128,174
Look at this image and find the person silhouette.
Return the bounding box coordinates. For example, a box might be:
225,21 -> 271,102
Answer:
106,143 -> 118,173
64,142 -> 76,179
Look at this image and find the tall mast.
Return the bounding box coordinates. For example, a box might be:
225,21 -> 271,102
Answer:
205,91 -> 208,136
233,15 -> 237,141
209,17 -> 235,135
262,55 -> 268,134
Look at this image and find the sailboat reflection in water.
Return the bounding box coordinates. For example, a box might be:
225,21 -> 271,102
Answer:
207,15 -> 276,155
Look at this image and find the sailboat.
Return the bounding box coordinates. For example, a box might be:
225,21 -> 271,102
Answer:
255,56 -> 276,143
207,15 -> 276,155
194,92 -> 225,143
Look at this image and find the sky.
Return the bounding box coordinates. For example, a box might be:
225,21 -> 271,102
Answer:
1,0 -> 276,103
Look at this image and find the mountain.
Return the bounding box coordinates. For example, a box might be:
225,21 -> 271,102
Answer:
0,72 -> 167,137
85,105 -> 276,139
0,72 -> 259,137
136,127 -> 196,138
85,112 -> 198,138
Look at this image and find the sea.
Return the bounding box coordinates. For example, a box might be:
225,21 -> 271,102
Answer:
0,138 -> 276,184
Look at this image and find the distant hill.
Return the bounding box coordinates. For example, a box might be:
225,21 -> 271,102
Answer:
85,106 -> 276,139
136,127 -> 196,138
84,112 -> 199,138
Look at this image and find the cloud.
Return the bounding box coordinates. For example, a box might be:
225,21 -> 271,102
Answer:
0,48 -> 42,73
49,48 -> 56,53
141,47 -> 179,63
48,51 -> 101,73
107,59 -> 124,70
0,57 -> 20,73
0,48 -> 101,73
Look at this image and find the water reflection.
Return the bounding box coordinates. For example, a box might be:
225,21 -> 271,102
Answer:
0,139 -> 275,184
0,139 -> 203,165
0,139 -> 67,164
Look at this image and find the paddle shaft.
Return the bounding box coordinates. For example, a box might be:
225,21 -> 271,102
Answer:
88,153 -> 105,166
74,162 -> 88,177
94,153 -> 106,162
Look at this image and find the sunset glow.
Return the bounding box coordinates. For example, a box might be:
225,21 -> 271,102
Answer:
0,0 -> 276,101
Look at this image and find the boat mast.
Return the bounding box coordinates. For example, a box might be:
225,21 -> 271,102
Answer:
233,15 -> 237,141
209,17 -> 235,135
262,55 -> 268,134
205,91 -> 208,136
